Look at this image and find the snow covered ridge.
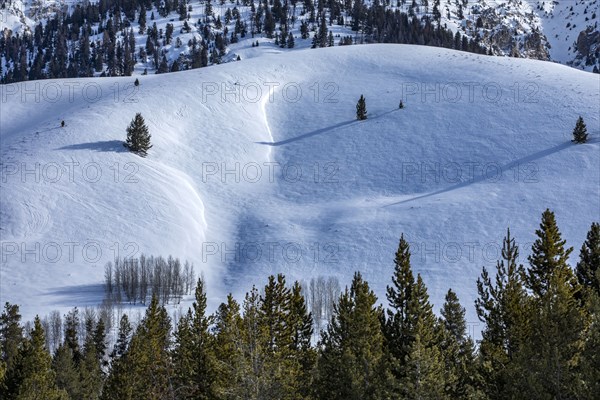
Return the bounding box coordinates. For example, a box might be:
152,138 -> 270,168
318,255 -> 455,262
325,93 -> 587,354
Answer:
1,44 -> 599,326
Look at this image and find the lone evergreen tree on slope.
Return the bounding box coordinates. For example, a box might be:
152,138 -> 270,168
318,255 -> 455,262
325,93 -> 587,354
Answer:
356,95 -> 367,120
125,113 -> 152,156
572,116 -> 588,144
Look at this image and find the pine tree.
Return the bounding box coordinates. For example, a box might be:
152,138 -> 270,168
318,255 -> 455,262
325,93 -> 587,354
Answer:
125,113 -> 153,156
398,274 -> 447,399
311,33 -> 319,48
263,8 -> 275,38
63,308 -> 81,365
77,316 -> 104,400
260,274 -> 291,352
515,215 -> 585,398
300,21 -> 309,39
79,337 -> 103,400
384,236 -> 445,398
212,294 -> 245,399
110,314 -> 132,361
571,116 -> 588,143
441,290 -> 467,343
104,295 -> 172,400
172,310 -> 194,395
518,257 -> 585,398
439,289 -> 483,399
319,15 -> 328,48
92,318 -> 107,370
16,317 -> 67,400
385,234 -> 415,382
138,5 -> 147,34
576,222 -> 600,297
101,315 -> 132,400
258,274 -> 303,398
0,359 -> 6,394
157,54 -> 169,72
0,303 -> 24,399
579,292 -> 600,398
287,281 -> 315,398
0,303 -> 23,374
525,209 -> 574,297
401,316 -> 446,400
52,344 -> 80,399
356,94 -> 367,120
172,277 -> 217,399
261,279 -> 315,399
316,272 -> 390,399
475,228 -> 530,400
134,294 -> 173,398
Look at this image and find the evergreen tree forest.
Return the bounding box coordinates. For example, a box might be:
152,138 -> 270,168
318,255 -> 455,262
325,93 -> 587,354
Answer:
1,0 -> 490,83
1,210 -> 599,399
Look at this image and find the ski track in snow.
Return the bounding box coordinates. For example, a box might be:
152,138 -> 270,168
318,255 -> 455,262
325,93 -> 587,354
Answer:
23,201 -> 50,238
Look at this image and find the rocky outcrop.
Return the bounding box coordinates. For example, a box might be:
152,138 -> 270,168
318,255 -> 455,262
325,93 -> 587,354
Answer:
472,3 -> 550,60
572,27 -> 600,71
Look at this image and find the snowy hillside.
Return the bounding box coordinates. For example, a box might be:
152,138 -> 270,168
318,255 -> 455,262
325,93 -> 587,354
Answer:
1,44 -> 599,329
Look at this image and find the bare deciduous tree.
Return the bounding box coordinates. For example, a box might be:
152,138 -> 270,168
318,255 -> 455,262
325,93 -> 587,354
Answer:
302,275 -> 340,339
104,254 -> 191,306
49,310 -> 62,354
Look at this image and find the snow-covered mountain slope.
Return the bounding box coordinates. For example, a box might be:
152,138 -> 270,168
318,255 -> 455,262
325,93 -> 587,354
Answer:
440,0 -> 599,69
0,0 -> 32,34
529,0 -> 600,69
1,44 -> 599,329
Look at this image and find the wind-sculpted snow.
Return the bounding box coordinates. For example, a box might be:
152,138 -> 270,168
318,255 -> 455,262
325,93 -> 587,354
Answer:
1,45 -> 598,333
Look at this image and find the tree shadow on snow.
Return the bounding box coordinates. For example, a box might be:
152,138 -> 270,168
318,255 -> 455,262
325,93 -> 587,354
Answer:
44,283 -> 106,307
256,119 -> 357,146
383,139 -> 590,208
35,127 -> 62,134
57,140 -> 128,153
256,109 -> 399,146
